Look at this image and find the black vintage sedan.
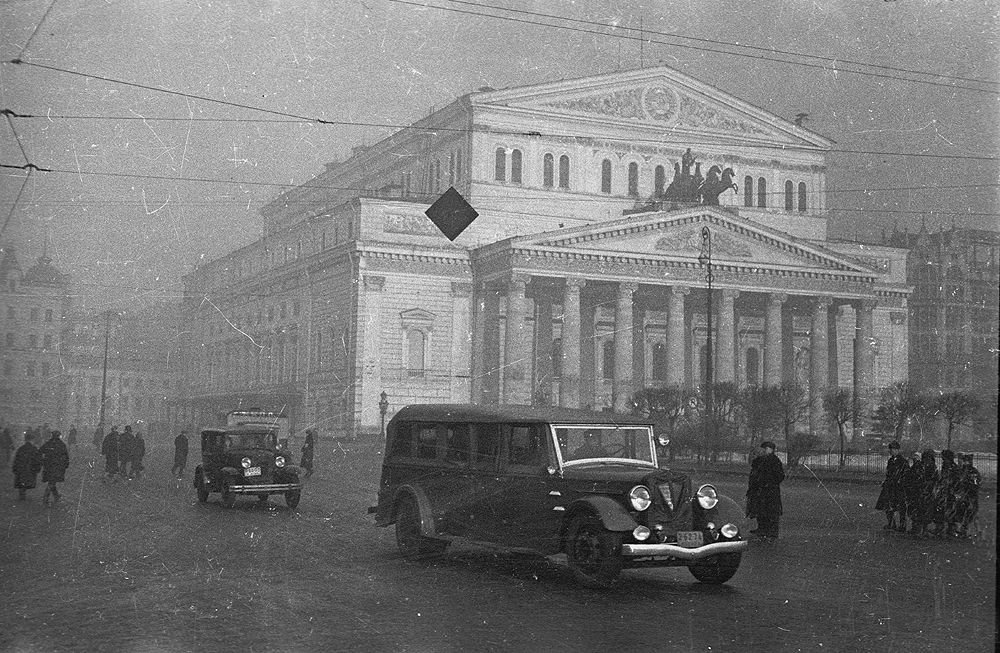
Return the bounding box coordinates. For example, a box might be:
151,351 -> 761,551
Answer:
194,426 -> 303,509
370,404 -> 748,587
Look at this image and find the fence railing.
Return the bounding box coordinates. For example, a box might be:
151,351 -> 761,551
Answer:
667,449 -> 998,481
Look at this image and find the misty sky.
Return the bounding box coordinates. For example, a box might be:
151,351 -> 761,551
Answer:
1,0 -> 997,312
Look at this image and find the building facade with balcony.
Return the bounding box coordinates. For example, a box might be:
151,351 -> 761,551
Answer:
179,66 -> 910,440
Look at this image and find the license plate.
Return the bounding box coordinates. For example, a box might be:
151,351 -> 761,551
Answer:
245,467 -> 261,477
676,531 -> 704,548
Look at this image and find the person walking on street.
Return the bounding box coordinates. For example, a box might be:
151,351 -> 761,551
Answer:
875,441 -> 908,531
0,427 -> 13,467
172,431 -> 189,479
746,440 -> 785,538
12,431 -> 43,500
300,429 -> 315,478
910,449 -> 938,536
131,430 -> 146,480
39,430 -> 69,505
101,426 -> 121,482
953,453 -> 982,538
119,426 -> 135,480
931,449 -> 961,537
67,424 -> 78,449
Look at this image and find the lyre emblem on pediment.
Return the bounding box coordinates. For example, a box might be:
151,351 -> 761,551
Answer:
655,230 -> 753,257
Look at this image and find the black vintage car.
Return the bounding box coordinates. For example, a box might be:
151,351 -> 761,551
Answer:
194,426 -> 303,509
370,404 -> 748,587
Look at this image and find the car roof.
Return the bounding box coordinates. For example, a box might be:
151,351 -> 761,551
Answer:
389,403 -> 654,426
201,425 -> 279,436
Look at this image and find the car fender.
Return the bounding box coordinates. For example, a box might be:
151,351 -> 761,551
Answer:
699,493 -> 749,533
392,484 -> 437,537
279,464 -> 303,477
566,495 -> 638,533
220,466 -> 240,477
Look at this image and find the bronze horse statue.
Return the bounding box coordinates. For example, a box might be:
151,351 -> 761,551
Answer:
699,166 -> 738,205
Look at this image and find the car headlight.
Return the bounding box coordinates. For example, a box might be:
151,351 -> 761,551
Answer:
629,485 -> 652,511
275,456 -> 286,468
696,484 -> 719,510
721,523 -> 739,538
241,457 -> 252,469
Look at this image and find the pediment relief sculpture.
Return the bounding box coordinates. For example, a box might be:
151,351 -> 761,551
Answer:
655,230 -> 753,258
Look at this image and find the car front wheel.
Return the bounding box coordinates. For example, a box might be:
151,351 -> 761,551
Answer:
395,495 -> 447,561
688,552 -> 741,584
565,513 -> 623,588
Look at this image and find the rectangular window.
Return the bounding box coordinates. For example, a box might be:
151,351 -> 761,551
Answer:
45,309 -> 53,322
472,423 -> 501,470
508,424 -> 548,468
416,425 -> 439,459
444,424 -> 470,463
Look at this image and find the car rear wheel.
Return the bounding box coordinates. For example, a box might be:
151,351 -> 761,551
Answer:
220,480 -> 236,508
688,552 -> 741,584
195,471 -> 209,503
395,495 -> 447,561
565,513 -> 623,588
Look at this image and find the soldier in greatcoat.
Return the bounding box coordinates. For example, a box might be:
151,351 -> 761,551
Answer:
746,440 -> 785,538
101,426 -> 121,481
39,430 -> 70,505
12,431 -> 43,500
875,441 -> 908,531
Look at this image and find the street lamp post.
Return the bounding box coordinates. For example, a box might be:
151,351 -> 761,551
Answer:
698,226 -> 714,418
97,311 -> 112,434
379,391 -> 389,442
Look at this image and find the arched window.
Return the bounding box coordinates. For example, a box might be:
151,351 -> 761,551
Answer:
494,148 -> 506,182
757,177 -> 767,208
745,347 -> 760,385
744,176 -> 754,207
602,340 -> 615,379
652,342 -> 666,381
552,338 -> 562,377
627,162 -> 639,197
510,149 -> 522,184
784,180 -> 794,211
559,155 -> 570,189
543,153 -> 554,188
601,159 -> 612,194
798,182 -> 807,212
654,165 -> 666,197
407,330 -> 426,376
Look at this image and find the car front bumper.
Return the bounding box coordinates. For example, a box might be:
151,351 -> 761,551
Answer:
620,539 -> 748,560
228,483 -> 303,494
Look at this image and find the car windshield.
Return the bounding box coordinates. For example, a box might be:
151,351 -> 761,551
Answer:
554,425 -> 656,466
225,432 -> 276,449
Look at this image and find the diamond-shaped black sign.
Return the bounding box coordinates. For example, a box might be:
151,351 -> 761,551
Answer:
425,187 -> 478,241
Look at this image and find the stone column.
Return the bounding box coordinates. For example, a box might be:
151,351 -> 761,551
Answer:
809,296 -> 832,435
614,282 -> 637,412
450,282 -> 473,402
764,293 -> 786,387
503,273 -> 530,405
667,286 -> 689,386
560,278 -> 585,408
854,299 -> 877,424
534,294 -> 554,405
471,282 -> 488,403
717,289 -> 739,383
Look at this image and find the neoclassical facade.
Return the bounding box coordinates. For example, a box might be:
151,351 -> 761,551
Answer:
178,67 -> 909,439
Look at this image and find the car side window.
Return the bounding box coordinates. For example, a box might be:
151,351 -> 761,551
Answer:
415,425 -> 438,459
472,423 -> 501,471
388,422 -> 413,458
444,424 -> 470,464
508,424 -> 548,469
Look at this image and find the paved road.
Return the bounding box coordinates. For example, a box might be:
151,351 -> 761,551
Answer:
1,442 -> 995,652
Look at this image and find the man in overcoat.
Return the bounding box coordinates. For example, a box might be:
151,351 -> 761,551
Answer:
12,431 -> 43,500
101,426 -> 121,481
875,441 -> 908,531
746,441 -> 785,538
172,430 -> 189,479
39,430 -> 70,505
300,429 -> 315,478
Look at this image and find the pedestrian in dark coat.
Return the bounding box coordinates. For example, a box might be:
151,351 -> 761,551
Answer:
172,431 -> 189,479
0,427 -> 13,467
12,432 -> 43,500
909,449 -> 938,536
746,440 -> 785,538
300,429 -> 315,478
119,426 -> 134,479
101,427 -> 121,481
901,451 -> 922,532
67,425 -> 78,449
131,431 -> 146,479
953,453 -> 982,537
932,449 -> 961,536
875,441 -> 908,531
39,430 -> 70,505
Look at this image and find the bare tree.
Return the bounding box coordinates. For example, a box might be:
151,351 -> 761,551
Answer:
739,384 -> 782,446
933,391 -> 981,450
872,382 -> 929,443
630,385 -> 694,461
774,383 -> 808,443
823,388 -> 854,470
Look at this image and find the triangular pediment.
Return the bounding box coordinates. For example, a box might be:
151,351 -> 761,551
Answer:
472,67 -> 831,148
515,207 -> 875,275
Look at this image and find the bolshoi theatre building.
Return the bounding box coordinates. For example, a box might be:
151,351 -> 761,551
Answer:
178,66 -> 910,440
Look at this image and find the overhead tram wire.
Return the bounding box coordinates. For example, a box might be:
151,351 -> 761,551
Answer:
436,0 -> 998,89
387,0 -> 999,95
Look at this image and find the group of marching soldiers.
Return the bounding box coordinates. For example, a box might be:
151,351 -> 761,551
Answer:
876,441 -> 982,538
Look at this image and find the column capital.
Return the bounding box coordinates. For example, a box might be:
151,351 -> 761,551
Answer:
858,298 -> 878,313
811,296 -> 833,309
619,281 -> 639,295
721,288 -> 740,302
508,272 -> 530,288
363,275 -> 385,292
565,277 -> 587,292
451,281 -> 472,298
671,285 -> 691,297
768,292 -> 788,307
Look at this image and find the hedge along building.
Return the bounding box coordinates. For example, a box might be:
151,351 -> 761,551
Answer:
178,66 -> 910,440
